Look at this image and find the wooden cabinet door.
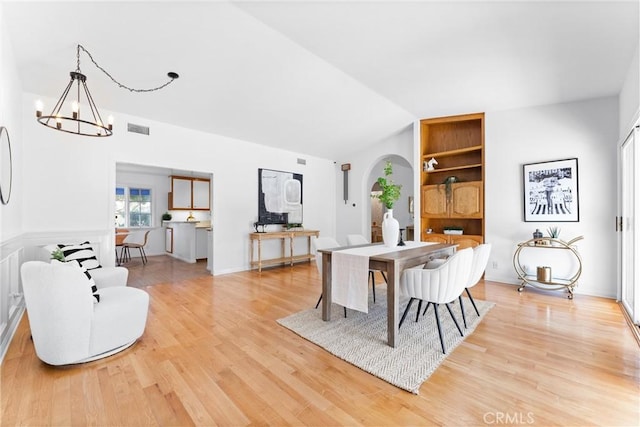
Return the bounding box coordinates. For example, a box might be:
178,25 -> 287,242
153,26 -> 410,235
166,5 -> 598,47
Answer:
423,233 -> 449,244
171,177 -> 192,209
450,182 -> 483,218
192,179 -> 210,210
421,185 -> 447,217
449,234 -> 483,249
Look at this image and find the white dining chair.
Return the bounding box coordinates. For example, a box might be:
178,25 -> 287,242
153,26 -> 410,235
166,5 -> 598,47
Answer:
346,234 -> 387,303
423,243 -> 492,328
399,247 -> 473,354
463,243 -> 492,320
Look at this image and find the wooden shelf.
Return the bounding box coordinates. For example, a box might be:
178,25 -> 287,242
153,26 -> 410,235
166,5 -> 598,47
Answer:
521,275 -> 574,286
291,254 -> 315,263
249,255 -> 314,268
423,163 -> 482,174
422,145 -> 482,159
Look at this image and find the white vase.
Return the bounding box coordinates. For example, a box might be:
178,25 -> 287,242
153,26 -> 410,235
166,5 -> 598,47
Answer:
382,209 -> 400,248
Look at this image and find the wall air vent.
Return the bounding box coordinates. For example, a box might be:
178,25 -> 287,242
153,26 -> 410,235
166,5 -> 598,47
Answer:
127,123 -> 150,135
297,158 -> 306,165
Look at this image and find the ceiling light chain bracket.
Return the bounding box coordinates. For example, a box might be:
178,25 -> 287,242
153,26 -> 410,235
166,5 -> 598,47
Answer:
77,44 -> 178,93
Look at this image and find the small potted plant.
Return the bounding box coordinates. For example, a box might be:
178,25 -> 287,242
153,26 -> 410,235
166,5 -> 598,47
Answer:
438,175 -> 459,202
547,226 -> 561,245
547,226 -> 561,239
51,248 -> 65,262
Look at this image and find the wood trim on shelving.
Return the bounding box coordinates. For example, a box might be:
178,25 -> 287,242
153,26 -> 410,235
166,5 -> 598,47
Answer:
419,111 -> 484,125
422,145 -> 482,159
423,163 -> 482,174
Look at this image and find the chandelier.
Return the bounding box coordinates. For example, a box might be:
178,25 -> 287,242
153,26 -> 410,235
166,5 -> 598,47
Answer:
35,44 -> 179,137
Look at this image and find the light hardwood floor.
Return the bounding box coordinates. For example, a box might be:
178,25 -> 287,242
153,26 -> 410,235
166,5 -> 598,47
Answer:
2,256 -> 639,426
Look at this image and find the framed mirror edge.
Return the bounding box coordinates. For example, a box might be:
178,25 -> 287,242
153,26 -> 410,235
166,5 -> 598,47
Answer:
0,125 -> 13,205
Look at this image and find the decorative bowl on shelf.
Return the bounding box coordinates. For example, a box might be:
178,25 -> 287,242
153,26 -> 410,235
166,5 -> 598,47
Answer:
443,228 -> 463,235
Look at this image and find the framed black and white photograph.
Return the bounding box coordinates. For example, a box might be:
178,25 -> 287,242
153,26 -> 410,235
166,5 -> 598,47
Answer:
523,158 -> 579,222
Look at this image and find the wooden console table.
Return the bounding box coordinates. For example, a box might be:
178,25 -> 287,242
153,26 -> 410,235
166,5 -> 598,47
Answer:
249,230 -> 320,272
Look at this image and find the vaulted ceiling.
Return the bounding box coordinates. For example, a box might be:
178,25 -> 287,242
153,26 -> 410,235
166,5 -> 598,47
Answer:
4,1 -> 638,160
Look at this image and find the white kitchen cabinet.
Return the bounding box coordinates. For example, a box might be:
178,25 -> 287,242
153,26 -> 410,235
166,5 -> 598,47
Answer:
170,177 -> 192,209
206,229 -> 213,271
193,179 -> 210,210
165,227 -> 173,253
196,228 -> 208,260
163,221 -> 211,265
169,176 -> 210,210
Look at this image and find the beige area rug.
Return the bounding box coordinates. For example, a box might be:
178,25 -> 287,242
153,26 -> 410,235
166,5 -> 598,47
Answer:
277,288 -> 494,394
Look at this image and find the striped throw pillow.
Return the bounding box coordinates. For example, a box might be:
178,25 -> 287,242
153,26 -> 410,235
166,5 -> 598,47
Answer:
57,241 -> 102,270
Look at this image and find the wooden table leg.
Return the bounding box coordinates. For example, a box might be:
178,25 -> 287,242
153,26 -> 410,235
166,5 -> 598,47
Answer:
280,238 -> 285,267
250,238 -> 253,270
322,252 -> 332,321
258,239 -> 262,273
290,236 -> 294,267
387,260 -> 398,348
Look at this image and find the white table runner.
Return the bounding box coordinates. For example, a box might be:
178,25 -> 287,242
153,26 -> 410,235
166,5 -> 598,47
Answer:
331,241 -> 436,313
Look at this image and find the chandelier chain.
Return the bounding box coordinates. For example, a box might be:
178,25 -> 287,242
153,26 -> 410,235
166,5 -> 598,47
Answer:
76,44 -> 177,93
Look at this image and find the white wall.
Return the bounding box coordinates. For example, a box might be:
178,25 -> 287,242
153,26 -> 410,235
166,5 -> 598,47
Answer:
484,97 -> 619,298
619,45 -> 639,136
334,125 -> 414,245
0,2 -> 27,364
20,93 -> 336,274
0,3 -> 24,243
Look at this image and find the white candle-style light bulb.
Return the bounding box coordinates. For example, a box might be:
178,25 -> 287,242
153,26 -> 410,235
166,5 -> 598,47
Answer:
96,119 -> 104,136
108,115 -> 114,130
55,115 -> 62,130
72,101 -> 79,119
35,100 -> 43,118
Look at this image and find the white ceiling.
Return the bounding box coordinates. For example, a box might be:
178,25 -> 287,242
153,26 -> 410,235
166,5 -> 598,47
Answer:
4,1 -> 638,161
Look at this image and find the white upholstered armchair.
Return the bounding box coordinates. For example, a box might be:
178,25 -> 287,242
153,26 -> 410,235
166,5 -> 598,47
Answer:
21,261 -> 149,366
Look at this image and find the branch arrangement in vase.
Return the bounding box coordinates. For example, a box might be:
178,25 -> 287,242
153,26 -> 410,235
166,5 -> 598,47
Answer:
374,161 -> 402,209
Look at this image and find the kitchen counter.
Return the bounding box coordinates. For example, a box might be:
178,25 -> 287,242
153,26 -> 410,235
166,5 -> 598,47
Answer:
163,221 -> 211,263
163,220 -> 211,228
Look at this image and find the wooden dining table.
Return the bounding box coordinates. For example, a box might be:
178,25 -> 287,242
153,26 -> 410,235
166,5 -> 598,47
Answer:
319,242 -> 456,348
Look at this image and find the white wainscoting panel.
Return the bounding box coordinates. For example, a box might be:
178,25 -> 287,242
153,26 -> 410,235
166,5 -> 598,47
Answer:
0,240 -> 24,364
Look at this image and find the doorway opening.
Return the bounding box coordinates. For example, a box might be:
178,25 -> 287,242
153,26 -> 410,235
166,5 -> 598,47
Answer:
114,162 -> 214,274
366,156 -> 414,244
370,181 -> 383,243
